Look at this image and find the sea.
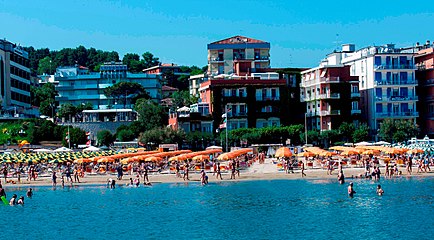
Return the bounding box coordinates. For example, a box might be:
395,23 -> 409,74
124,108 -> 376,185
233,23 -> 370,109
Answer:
1,177 -> 433,240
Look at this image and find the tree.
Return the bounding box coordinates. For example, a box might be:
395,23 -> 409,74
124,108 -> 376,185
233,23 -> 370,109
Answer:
62,127 -> 86,147
39,99 -> 55,117
97,130 -> 115,147
57,103 -> 77,119
31,82 -> 56,107
352,123 -> 370,143
76,102 -> 94,112
117,129 -> 135,141
172,90 -> 198,109
104,82 -> 149,107
320,130 -> 341,147
142,52 -> 160,69
378,119 -> 419,143
138,127 -> 185,146
134,99 -> 167,132
122,53 -> 144,73
339,122 -> 355,143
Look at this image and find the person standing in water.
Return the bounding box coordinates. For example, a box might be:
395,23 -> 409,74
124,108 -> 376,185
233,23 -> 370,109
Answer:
0,183 -> 6,198
26,188 -> 33,198
376,185 -> 384,196
216,162 -> 222,180
337,170 -> 345,184
52,172 -> 57,187
183,162 -> 189,181
9,194 -> 17,206
17,196 -> 24,205
348,182 -> 356,198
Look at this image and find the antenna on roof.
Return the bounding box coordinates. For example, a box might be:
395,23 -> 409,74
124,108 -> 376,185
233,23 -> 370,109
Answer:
333,33 -> 342,51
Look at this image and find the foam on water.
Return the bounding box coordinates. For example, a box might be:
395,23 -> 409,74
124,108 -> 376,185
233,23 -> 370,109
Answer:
1,177 -> 433,240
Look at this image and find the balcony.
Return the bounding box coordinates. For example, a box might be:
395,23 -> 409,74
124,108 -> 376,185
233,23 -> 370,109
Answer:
374,64 -> 416,70
375,111 -> 419,118
222,95 -> 247,103
351,109 -> 362,115
351,92 -> 361,98
209,57 -> 224,63
228,112 -> 247,118
254,56 -> 270,62
374,80 -> 417,86
301,77 -> 340,87
256,96 -> 280,101
318,93 -> 340,100
375,96 -> 418,102
421,79 -> 434,86
320,110 -> 341,116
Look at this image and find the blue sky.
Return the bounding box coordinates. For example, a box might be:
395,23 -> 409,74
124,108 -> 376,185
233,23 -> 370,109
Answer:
1,0 -> 433,68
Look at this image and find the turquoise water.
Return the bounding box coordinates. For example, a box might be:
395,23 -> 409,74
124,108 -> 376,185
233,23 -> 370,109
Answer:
1,177 -> 433,239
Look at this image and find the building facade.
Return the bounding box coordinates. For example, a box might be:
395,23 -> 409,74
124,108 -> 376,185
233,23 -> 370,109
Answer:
0,39 -> 31,115
415,41 -> 434,136
207,36 -> 270,76
55,62 -> 161,110
340,44 -> 418,134
301,52 -> 361,131
168,104 -> 213,133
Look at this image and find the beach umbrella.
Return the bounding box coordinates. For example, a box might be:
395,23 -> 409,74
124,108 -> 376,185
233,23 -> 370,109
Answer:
49,159 -> 64,163
145,156 -> 163,162
192,155 -> 210,161
340,150 -> 359,156
275,147 -> 292,158
297,152 -> 315,157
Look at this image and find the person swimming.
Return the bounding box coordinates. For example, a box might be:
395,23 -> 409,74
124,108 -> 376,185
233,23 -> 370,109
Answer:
348,182 -> 356,198
26,188 -> 33,198
376,185 -> 384,196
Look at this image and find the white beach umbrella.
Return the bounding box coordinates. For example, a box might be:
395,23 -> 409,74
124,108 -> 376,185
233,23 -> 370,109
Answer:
54,147 -> 73,152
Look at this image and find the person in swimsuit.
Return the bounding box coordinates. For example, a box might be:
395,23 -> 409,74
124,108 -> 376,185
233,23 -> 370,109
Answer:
52,172 -> 57,187
376,185 -> 384,196
236,160 -> 240,177
175,162 -> 181,178
230,160 -> 236,179
17,196 -> 24,205
143,165 -> 149,183
348,182 -> 356,198
337,170 -> 345,184
183,162 -> 189,181
200,170 -> 207,185
300,161 -> 306,177
9,194 -> 17,206
0,183 -> 6,198
216,162 -> 222,180
2,166 -> 8,184
26,188 -> 33,198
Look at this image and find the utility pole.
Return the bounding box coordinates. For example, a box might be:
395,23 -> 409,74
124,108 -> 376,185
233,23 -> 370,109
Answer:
226,105 -> 229,152
304,113 -> 308,145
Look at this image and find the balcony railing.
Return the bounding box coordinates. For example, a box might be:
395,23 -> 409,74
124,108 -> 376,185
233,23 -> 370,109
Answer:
301,77 -> 340,87
351,109 -> 362,115
374,64 -> 416,70
351,92 -> 361,98
375,111 -> 419,118
254,56 -> 270,61
256,96 -> 280,101
374,80 -> 417,86
229,112 -> 247,117
376,96 -> 418,102
209,57 -> 224,62
320,110 -> 341,116
318,93 -> 340,100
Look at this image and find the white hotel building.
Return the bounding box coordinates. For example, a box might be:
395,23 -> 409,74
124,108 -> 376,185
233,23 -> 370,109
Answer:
339,44 -> 418,134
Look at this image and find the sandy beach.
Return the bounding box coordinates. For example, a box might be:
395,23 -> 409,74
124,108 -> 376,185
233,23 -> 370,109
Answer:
2,158 -> 433,187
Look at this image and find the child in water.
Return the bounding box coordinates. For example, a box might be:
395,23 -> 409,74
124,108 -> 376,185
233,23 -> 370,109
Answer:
376,185 -> 384,196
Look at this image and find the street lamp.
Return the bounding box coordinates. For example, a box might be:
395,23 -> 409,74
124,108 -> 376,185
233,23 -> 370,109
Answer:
304,113 -> 308,145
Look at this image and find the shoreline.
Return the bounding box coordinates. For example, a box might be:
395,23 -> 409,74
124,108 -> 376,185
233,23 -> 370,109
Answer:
2,168 -> 433,188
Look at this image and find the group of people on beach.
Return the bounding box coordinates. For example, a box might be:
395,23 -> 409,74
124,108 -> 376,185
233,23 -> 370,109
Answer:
0,182 -> 32,206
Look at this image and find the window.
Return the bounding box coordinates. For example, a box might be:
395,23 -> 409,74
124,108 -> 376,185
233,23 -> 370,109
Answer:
374,56 -> 382,66
352,101 -> 359,110
376,103 -> 383,113
376,88 -> 382,97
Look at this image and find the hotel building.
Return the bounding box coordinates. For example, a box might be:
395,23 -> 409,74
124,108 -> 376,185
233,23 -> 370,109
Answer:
301,48 -> 360,131
340,44 -> 418,134
55,62 -> 161,110
0,39 -> 31,115
415,41 -> 434,136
